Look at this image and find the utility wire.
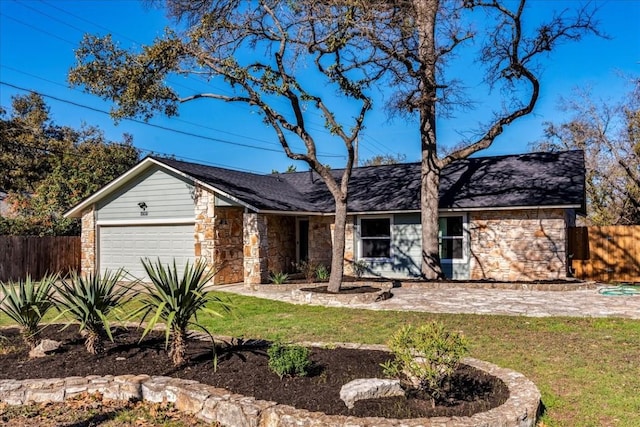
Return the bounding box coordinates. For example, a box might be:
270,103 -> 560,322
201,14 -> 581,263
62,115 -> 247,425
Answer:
1,64 -> 300,149
0,81 -> 347,159
2,1 -> 377,152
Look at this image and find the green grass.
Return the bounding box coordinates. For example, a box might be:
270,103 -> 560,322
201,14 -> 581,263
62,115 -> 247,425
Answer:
1,292 -> 638,426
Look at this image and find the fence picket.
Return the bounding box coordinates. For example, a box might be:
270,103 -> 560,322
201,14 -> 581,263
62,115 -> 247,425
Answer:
569,226 -> 640,283
0,236 -> 80,282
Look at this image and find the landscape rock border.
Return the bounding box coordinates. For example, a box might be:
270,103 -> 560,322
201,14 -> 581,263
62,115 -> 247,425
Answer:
291,283 -> 393,305
0,343 -> 541,427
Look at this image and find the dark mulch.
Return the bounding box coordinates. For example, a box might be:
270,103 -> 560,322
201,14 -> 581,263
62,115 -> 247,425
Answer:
0,325 -> 509,419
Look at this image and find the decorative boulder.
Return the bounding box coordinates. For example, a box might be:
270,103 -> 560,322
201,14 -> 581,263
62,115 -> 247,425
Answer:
29,339 -> 62,358
339,378 -> 404,409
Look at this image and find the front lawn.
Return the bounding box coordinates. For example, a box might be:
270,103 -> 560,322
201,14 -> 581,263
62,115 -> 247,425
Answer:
1,292 -> 638,426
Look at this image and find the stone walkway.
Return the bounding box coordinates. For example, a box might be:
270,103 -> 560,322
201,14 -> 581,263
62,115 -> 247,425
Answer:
215,283 -> 640,319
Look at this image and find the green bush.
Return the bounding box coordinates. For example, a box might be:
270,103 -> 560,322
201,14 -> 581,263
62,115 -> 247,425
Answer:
0,274 -> 57,349
55,269 -> 132,354
269,271 -> 289,284
294,260 -> 316,282
352,260 -> 368,278
314,264 -> 330,281
382,322 -> 468,400
135,258 -> 231,367
267,342 -> 312,379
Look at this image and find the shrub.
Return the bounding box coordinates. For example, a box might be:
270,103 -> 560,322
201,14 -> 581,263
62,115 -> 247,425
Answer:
382,322 -> 468,400
314,264 -> 330,281
55,270 -> 132,354
136,258 -> 231,367
352,260 -> 368,278
0,274 -> 57,349
267,342 -> 312,378
269,271 -> 289,284
294,260 -> 316,282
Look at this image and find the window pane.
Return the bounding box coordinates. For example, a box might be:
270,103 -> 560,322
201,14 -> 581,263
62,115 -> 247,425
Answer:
362,239 -> 391,258
439,216 -> 463,237
361,218 -> 390,237
440,238 -> 463,259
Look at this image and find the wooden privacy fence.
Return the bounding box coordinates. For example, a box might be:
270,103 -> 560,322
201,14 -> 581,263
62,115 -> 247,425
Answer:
0,236 -> 81,282
569,226 -> 640,283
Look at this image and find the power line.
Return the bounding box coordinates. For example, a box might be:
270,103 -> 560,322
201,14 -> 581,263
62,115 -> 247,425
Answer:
2,0 -> 376,152
0,64 -> 299,149
0,81 -> 347,159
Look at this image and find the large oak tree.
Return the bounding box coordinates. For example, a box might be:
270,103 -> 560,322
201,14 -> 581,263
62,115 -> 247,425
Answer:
69,0 -> 599,285
0,93 -> 140,235
532,77 -> 640,226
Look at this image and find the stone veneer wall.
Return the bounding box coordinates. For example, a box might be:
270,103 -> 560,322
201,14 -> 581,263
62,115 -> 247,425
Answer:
80,207 -> 96,276
194,187 -> 244,284
266,215 -> 296,274
213,207 -> 244,284
469,208 -> 569,281
335,216 -> 355,276
308,216 -> 333,268
243,213 -> 269,287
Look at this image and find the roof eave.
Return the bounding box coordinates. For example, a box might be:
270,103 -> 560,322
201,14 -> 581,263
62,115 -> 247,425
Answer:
65,157 -> 260,219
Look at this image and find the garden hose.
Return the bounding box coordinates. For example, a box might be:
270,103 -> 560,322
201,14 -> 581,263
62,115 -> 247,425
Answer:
598,285 -> 640,296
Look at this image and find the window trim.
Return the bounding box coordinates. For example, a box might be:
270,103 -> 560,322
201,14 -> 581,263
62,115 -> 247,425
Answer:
438,213 -> 468,263
357,215 -> 393,261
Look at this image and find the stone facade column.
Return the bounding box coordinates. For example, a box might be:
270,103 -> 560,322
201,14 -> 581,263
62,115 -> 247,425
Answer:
80,207 -> 96,276
339,216 -> 355,276
243,212 -> 269,288
308,216 -> 333,268
194,186 -> 216,279
194,186 -> 244,285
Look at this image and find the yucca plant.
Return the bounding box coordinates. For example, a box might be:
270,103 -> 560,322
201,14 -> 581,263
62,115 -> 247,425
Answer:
54,269 -> 132,355
136,258 -> 230,367
0,274 -> 57,349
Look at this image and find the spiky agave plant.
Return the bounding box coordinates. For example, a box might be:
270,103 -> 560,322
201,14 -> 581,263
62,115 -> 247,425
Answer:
0,274 -> 57,349
54,269 -> 132,354
136,258 -> 230,366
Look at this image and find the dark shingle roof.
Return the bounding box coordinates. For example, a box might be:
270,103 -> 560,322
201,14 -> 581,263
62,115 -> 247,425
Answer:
155,150 -> 585,214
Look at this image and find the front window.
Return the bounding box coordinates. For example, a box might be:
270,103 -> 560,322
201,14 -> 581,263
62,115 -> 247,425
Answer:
360,217 -> 391,258
439,216 -> 464,260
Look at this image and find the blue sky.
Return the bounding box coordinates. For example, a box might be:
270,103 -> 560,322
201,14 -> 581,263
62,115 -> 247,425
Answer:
1,0 -> 639,174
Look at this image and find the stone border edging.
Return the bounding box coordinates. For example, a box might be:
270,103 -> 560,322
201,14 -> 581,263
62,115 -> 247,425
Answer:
291,283 -> 393,305
0,347 -> 540,427
254,280 -> 596,293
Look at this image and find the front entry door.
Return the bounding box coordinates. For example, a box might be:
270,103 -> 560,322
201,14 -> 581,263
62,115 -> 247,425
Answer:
297,218 -> 309,263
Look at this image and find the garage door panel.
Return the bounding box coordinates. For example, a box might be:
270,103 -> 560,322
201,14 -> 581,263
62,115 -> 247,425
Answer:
99,224 -> 195,280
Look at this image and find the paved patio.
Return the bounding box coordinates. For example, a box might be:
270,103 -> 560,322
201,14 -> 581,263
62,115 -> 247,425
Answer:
215,282 -> 640,319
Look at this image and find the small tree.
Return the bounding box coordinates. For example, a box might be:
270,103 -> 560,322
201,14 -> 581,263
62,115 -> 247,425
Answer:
382,322 -> 468,404
136,258 -> 230,366
0,274 -> 57,349
55,270 -> 132,354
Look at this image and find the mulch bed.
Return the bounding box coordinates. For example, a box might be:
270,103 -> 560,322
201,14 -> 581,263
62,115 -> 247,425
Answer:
0,325 -> 509,419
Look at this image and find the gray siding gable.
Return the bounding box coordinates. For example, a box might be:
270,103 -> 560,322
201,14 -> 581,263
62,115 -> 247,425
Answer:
97,166 -> 197,221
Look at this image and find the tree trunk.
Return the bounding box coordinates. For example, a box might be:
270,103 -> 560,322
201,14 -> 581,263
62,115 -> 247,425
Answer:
327,197 -> 348,293
85,328 -> 104,355
23,329 -> 39,350
421,163 -> 444,279
414,0 -> 444,279
170,327 -> 187,366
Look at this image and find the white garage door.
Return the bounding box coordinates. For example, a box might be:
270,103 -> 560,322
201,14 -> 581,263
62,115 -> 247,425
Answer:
99,224 -> 195,280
